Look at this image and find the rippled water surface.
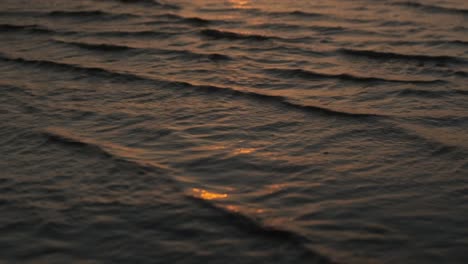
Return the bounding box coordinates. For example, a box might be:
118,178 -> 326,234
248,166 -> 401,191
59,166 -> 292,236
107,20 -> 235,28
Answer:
1,0 -> 467,263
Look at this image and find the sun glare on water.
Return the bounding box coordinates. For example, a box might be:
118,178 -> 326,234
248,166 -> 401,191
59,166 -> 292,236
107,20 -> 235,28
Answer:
192,188 -> 229,200
228,0 -> 251,9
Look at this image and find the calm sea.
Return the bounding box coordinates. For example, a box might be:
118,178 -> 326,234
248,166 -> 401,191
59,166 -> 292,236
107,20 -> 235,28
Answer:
0,0 -> 467,263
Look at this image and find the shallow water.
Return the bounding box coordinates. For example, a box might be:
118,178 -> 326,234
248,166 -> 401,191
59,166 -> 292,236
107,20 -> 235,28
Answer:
0,0 -> 467,263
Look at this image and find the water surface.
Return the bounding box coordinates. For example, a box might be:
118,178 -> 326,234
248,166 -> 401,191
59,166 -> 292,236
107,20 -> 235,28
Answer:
1,0 -> 467,263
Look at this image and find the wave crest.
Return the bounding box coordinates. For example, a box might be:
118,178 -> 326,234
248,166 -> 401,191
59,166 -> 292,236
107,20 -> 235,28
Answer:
0,53 -> 381,119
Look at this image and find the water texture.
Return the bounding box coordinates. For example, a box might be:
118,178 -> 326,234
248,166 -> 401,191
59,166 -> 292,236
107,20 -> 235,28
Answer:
0,0 -> 467,263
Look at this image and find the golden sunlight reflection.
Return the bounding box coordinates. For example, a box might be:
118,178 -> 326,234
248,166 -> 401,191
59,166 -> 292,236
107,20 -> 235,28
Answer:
233,148 -> 256,155
228,0 -> 251,9
192,188 -> 228,200
225,205 -> 239,212
224,205 -> 266,215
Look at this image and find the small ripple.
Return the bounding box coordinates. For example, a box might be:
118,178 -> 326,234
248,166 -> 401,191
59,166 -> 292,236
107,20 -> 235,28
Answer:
249,23 -> 304,31
432,145 -> 459,156
96,29 -> 179,38
0,53 -> 148,82
267,10 -> 327,19
372,39 -> 468,49
146,14 -> 214,26
454,71 -> 468,78
266,68 -> 445,84
200,29 -> 273,41
160,49 -> 232,62
378,20 -> 417,27
53,39 -> 135,52
392,1 -> 468,16
266,10 -> 373,24
53,39 -> 232,61
198,7 -> 260,13
102,0 -> 180,9
0,10 -> 138,20
47,10 -> 138,20
0,24 -> 56,34
338,48 -> 467,65
442,40 -> 468,46
394,88 -> 468,98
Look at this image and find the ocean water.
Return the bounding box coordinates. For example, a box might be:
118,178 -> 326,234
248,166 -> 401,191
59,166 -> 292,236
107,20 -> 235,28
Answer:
0,0 -> 467,263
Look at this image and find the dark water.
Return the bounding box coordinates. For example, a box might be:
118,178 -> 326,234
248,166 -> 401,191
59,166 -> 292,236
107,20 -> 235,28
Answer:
1,0 -> 467,263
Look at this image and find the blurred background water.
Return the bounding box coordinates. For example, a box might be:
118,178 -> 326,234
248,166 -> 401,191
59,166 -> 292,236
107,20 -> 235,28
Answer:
0,0 -> 467,263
